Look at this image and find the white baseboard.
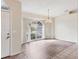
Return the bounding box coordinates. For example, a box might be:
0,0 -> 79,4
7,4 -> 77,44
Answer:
10,50 -> 22,56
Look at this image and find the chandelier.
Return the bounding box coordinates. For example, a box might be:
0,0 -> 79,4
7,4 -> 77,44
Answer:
45,9 -> 52,23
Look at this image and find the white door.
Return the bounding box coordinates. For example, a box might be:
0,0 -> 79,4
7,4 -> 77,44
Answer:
1,10 -> 10,58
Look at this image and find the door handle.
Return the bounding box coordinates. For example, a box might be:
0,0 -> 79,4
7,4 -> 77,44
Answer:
7,33 -> 10,35
6,33 -> 10,39
6,36 -> 10,39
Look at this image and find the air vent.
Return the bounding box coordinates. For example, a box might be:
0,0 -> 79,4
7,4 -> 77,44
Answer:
65,9 -> 78,14
69,9 -> 78,14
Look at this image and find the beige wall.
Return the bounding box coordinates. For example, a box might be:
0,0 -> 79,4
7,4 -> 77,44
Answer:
5,0 -> 22,55
55,13 -> 78,42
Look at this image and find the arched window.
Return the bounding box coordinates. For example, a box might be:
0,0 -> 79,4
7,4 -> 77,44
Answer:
30,21 -> 44,40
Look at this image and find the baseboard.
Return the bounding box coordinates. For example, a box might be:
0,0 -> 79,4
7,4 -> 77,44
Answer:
1,51 -> 22,59
1,56 -> 10,59
10,50 -> 22,56
42,37 -> 57,39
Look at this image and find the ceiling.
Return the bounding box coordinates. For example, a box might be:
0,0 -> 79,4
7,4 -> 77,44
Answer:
19,0 -> 77,17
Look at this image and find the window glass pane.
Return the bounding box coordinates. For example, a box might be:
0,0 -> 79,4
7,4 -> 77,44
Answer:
30,21 -> 43,40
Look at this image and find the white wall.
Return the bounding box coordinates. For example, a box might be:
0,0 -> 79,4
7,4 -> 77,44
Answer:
22,18 -> 32,43
44,21 -> 54,39
55,13 -> 78,42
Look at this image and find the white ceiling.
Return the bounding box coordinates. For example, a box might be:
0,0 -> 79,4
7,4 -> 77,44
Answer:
19,0 -> 78,17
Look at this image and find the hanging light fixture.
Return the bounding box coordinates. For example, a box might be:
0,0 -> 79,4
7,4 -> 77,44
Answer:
45,9 -> 52,23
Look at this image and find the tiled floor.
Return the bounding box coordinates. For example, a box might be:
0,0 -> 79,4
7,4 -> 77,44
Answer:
2,39 -> 78,59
